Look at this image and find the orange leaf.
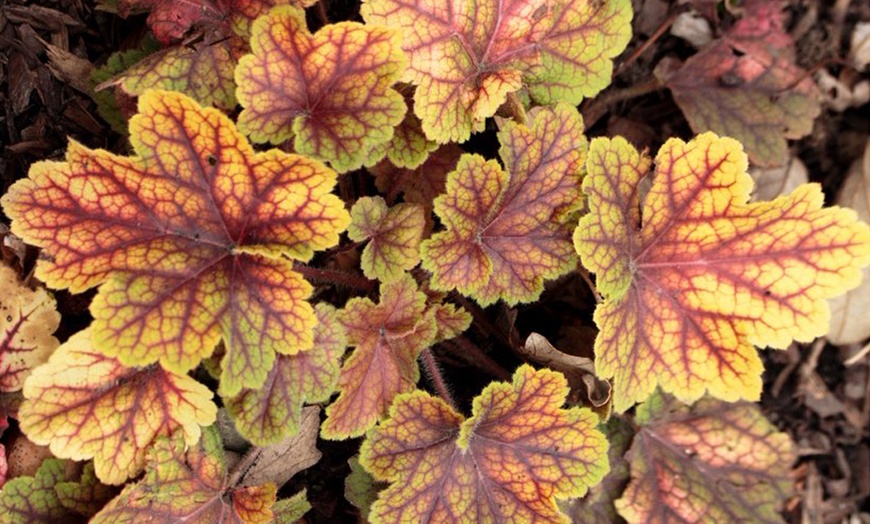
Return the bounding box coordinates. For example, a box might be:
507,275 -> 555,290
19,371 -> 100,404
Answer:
1,90 -> 350,396
574,133 -> 870,412
360,365 -> 609,523
19,329 -> 217,485
321,274 -> 437,439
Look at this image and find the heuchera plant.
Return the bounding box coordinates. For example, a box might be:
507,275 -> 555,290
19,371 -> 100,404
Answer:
1,0 -> 869,522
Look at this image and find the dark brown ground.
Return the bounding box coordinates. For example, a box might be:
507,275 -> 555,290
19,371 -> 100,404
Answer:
0,0 -> 868,522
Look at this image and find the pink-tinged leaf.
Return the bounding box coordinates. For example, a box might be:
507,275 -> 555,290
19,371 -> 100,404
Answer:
236,6 -> 408,172
321,273 -> 437,439
19,329 -> 218,485
0,264 -> 59,393
616,392 -> 795,523
224,305 -> 345,446
91,427 -> 277,523
348,197 -> 426,283
1,90 -> 350,397
656,0 -> 821,167
362,0 -> 632,142
421,104 -> 586,305
360,365 -> 609,523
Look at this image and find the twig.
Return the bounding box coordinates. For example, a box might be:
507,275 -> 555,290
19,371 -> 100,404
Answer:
581,78 -> 663,129
614,6 -> 687,77
444,336 -> 512,380
293,262 -> 377,292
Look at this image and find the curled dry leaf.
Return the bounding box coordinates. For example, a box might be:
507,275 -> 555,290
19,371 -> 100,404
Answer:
238,406 -> 322,489
827,139 -> 870,345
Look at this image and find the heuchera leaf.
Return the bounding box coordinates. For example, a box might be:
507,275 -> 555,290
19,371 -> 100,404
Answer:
616,391 -> 795,523
236,6 -> 408,172
106,1 -> 313,109
91,427 -> 277,524
567,417 -> 633,522
55,462 -> 119,518
19,329 -> 218,485
272,490 -> 311,523
574,133 -> 870,412
360,364 -> 609,523
363,87 -> 439,170
348,196 -> 426,282
361,0 -> 632,142
0,264 -> 59,393
1,90 -> 350,397
421,104 -> 586,305
656,0 -> 821,167
109,42 -> 240,111
224,304 -> 345,446
0,458 -> 75,524
321,273 -> 437,439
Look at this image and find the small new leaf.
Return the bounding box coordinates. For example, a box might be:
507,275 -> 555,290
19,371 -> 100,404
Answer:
349,196 -> 425,282
0,264 -> 59,392
362,0 -> 632,142
91,427 -> 277,523
421,104 -> 586,305
1,90 -> 350,396
616,392 -> 795,523
236,6 -> 407,172
574,133 -> 870,412
19,329 -> 217,485
321,274 -> 437,439
360,365 -> 609,523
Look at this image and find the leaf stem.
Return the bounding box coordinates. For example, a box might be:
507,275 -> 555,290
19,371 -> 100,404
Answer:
314,0 -> 330,26
293,262 -> 377,292
420,348 -> 457,410
444,336 -> 512,381
580,78 -> 664,129
614,5 -> 686,77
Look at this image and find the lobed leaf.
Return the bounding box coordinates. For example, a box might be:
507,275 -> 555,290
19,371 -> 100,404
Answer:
363,89 -> 440,170
91,427 -> 277,523
19,329 -> 217,485
0,264 -> 59,393
224,305 -> 345,446
362,0 -> 632,142
574,133 -> 870,412
1,90 -> 350,396
236,6 -> 408,172
106,1 -> 313,110
321,273 -> 437,439
656,0 -> 820,167
421,104 -> 586,305
348,196 -> 426,282
55,462 -> 119,518
360,364 -> 609,523
0,459 -> 74,524
616,392 -> 795,523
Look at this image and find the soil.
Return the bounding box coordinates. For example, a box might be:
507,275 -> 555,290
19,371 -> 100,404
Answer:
0,0 -> 868,522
